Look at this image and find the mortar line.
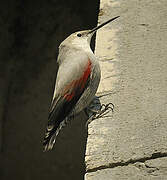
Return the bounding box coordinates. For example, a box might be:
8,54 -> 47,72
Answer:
86,152 -> 167,173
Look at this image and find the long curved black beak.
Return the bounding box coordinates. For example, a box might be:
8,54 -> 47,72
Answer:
89,16 -> 120,34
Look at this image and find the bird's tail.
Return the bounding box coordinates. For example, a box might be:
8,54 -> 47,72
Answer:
43,130 -> 56,152
43,118 -> 67,152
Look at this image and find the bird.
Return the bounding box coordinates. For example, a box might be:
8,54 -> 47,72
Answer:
43,16 -> 120,151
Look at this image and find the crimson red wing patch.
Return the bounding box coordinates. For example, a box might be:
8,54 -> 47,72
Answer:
63,60 -> 92,101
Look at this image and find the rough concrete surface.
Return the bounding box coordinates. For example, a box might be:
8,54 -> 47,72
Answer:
86,157 -> 167,180
85,0 -> 167,179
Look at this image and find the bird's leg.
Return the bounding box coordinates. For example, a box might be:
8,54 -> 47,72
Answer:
93,103 -> 114,118
85,96 -> 114,126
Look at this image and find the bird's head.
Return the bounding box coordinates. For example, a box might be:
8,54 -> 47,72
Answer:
59,16 -> 120,50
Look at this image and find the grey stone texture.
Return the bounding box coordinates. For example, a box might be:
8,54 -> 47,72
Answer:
85,0 -> 167,179
86,157 -> 167,180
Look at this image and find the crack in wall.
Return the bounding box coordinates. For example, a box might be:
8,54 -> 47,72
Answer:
86,152 -> 167,173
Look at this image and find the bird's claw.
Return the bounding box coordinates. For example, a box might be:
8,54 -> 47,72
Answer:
86,102 -> 114,126
93,102 -> 114,119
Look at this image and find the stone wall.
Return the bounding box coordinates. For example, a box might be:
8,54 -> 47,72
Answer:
85,0 -> 167,179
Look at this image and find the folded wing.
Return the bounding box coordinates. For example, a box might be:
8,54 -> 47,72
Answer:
43,58 -> 92,151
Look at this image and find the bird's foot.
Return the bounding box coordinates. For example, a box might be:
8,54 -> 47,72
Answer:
92,103 -> 114,119
85,102 -> 114,126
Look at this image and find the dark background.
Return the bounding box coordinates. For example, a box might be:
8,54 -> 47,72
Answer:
0,0 -> 99,179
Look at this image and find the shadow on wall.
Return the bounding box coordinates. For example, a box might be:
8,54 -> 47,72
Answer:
0,0 -> 99,179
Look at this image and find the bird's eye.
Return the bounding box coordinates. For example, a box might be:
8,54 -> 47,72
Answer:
77,33 -> 82,37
